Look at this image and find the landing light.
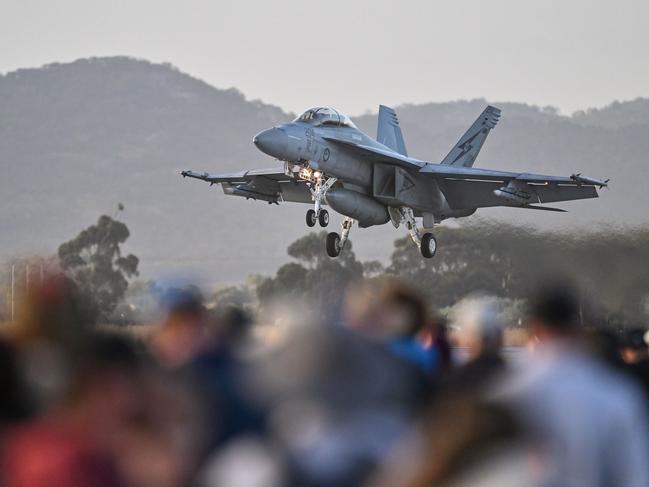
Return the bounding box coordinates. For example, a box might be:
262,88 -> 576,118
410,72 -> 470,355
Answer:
299,167 -> 313,180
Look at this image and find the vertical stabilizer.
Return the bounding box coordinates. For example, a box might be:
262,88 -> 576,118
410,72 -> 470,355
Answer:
377,105 -> 408,156
441,105 -> 501,167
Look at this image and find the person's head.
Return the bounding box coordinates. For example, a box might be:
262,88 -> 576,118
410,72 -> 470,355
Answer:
150,287 -> 212,367
12,274 -> 91,351
452,296 -> 504,360
214,305 -> 253,347
9,274 -> 94,411
527,279 -> 580,342
620,328 -> 649,364
344,278 -> 428,340
69,335 -> 145,427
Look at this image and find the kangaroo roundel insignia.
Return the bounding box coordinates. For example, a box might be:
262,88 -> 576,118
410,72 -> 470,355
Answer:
323,148 -> 330,162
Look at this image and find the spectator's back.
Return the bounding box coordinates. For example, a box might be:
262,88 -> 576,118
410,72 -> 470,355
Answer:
500,343 -> 649,487
495,281 -> 649,487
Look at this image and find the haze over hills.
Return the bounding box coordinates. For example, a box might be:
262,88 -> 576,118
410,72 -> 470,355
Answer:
1,57 -> 646,283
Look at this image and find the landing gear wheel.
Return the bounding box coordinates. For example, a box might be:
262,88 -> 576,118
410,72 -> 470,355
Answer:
318,209 -> 329,227
421,233 -> 437,259
326,232 -> 341,257
306,209 -> 317,227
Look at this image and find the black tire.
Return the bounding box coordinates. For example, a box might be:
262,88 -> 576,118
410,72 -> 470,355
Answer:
421,233 -> 437,258
326,232 -> 341,257
318,209 -> 329,227
306,209 -> 317,227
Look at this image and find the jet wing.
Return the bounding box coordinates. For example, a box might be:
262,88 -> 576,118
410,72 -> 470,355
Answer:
181,168 -> 292,184
181,168 -> 312,204
322,136 -> 426,169
417,163 -> 608,210
438,178 -> 599,210
418,163 -> 609,187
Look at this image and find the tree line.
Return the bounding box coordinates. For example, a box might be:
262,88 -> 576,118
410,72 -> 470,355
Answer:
251,223 -> 649,328
2,217 -> 648,329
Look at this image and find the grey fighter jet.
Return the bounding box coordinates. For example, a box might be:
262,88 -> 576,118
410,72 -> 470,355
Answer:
182,105 -> 608,258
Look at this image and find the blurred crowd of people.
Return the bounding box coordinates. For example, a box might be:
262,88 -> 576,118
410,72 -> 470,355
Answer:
1,274 -> 649,487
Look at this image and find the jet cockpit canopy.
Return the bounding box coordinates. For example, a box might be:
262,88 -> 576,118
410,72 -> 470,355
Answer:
294,107 -> 357,128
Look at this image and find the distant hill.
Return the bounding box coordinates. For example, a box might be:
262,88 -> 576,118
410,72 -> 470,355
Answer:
1,57 -> 646,283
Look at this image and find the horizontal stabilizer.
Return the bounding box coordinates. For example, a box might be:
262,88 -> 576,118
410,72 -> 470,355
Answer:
522,205 -> 567,212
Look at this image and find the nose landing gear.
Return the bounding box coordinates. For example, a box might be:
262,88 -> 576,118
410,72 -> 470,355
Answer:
306,208 -> 330,228
306,209 -> 317,227
318,210 -> 329,227
305,176 -> 337,228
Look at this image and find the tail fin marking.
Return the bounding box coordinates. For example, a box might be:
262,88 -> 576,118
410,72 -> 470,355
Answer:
441,105 -> 501,167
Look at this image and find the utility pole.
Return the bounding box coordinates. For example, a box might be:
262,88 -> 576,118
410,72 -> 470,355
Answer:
25,263 -> 30,294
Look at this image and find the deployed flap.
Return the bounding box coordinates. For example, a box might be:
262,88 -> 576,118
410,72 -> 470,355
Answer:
441,105 -> 501,167
377,105 -> 408,156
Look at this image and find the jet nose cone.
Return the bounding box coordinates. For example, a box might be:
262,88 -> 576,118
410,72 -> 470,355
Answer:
253,127 -> 288,158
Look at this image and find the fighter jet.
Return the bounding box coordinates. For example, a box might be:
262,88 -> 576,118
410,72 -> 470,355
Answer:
182,105 -> 608,258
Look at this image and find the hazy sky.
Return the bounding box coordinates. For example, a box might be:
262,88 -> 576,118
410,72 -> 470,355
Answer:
3,0 -> 649,115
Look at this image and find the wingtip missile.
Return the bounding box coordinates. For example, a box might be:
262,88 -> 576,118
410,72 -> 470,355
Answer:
181,170 -> 200,179
570,173 -> 609,188
180,170 -> 212,182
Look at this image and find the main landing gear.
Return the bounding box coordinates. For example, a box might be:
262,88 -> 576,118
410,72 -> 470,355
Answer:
306,176 -> 337,228
420,232 -> 437,259
400,207 -> 436,259
326,217 -> 354,258
323,206 -> 437,260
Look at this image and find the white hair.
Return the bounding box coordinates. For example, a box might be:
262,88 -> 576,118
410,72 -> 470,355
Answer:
452,296 -> 504,352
